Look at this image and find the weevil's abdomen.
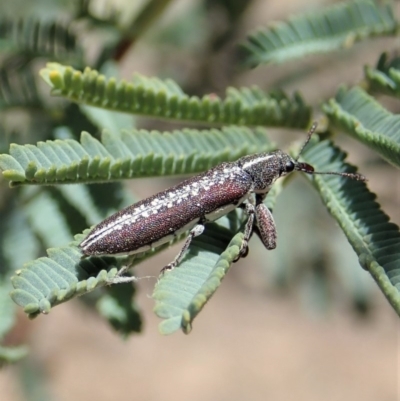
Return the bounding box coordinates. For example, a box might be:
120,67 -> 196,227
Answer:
79,163 -> 252,256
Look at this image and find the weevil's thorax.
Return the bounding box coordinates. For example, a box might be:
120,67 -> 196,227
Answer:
238,150 -> 296,193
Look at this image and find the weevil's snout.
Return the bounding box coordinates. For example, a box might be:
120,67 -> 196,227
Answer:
295,162 -> 314,174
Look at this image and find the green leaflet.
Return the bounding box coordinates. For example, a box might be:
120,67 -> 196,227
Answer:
0,126 -> 274,186
239,0 -> 397,67
323,86 -> 400,168
96,284 -> 142,337
22,188 -> 76,248
302,140 -> 400,314
39,63 -> 311,127
153,212 -> 245,335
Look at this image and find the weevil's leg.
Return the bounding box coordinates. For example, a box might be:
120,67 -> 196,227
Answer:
233,200 -> 255,262
160,223 -> 205,274
254,195 -> 277,250
106,255 -> 138,284
240,201 -> 255,256
107,274 -> 138,284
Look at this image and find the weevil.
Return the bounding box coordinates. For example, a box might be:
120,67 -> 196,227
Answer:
79,123 -> 366,281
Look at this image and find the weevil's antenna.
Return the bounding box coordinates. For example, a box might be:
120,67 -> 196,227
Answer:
316,171 -> 367,181
294,122 -> 367,182
294,121 -> 318,162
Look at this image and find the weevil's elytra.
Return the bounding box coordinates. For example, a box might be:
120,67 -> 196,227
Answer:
80,163 -> 253,256
79,123 -> 366,277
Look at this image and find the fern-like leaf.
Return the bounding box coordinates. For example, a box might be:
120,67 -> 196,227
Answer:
10,224 -> 191,319
364,52 -> 400,96
239,0 -> 397,67
0,18 -> 82,62
323,86 -> 400,168
9,233 -> 125,318
39,63 -> 311,127
0,63 -> 42,109
153,212 -> 244,335
0,126 -> 273,186
302,140 -> 400,315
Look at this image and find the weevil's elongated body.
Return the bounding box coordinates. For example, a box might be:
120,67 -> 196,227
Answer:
80,150 -> 292,257
79,123 -> 366,275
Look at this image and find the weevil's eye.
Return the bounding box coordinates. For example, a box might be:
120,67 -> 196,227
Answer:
285,160 -> 295,173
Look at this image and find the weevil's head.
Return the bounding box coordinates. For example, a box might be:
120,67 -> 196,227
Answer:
238,150 -> 309,193
239,147 -> 365,194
